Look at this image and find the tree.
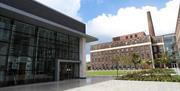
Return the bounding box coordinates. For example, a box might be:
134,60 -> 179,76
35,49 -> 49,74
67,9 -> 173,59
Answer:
131,53 -> 141,69
112,55 -> 120,77
119,55 -> 133,67
155,52 -> 170,68
112,55 -> 132,77
161,52 -> 170,68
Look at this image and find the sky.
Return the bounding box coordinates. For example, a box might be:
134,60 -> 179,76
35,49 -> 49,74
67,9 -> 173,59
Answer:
35,0 -> 180,62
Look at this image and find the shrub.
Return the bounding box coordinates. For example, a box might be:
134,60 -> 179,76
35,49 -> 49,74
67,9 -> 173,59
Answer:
116,68 -> 180,82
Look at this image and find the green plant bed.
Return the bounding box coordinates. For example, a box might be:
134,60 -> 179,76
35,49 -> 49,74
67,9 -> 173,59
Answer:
116,68 -> 180,82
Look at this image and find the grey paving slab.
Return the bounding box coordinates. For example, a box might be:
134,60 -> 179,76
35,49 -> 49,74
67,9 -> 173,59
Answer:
0,76 -> 114,91
66,80 -> 180,91
1,76 -> 180,91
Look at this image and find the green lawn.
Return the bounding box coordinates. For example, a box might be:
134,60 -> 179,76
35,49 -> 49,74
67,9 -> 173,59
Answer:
87,70 -> 141,77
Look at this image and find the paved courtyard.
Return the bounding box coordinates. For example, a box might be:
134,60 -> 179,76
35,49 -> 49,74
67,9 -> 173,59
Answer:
0,76 -> 113,91
66,80 -> 180,91
0,76 -> 180,91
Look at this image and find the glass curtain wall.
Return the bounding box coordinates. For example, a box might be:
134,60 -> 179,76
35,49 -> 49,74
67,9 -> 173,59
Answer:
7,21 -> 35,85
35,28 -> 56,82
0,16 -> 11,86
0,15 -> 80,87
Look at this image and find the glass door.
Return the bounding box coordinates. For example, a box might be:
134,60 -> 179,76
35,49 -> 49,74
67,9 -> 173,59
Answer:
59,63 -> 76,80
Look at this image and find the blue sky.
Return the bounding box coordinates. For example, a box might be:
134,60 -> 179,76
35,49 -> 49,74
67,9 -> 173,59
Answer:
80,0 -> 169,22
36,0 -> 179,62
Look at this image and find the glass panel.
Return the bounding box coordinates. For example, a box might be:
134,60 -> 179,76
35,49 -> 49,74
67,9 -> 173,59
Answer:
0,29 -> 10,42
8,56 -> 33,70
0,16 -> 11,29
7,56 -> 33,83
56,33 -> 80,60
0,71 -> 5,84
38,38 -> 55,48
37,47 -> 55,59
56,33 -> 68,42
38,28 -> 55,40
0,56 -> 6,86
14,21 -> 35,35
0,42 -> 8,55
10,44 -> 34,57
11,32 -> 35,46
68,36 -> 79,60
35,59 -> 55,81
0,56 -> 6,70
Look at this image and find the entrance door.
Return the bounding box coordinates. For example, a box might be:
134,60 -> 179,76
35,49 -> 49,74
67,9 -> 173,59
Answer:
59,63 -> 76,80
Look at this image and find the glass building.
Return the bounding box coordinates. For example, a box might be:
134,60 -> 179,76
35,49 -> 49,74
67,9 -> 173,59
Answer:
163,33 -> 177,67
163,34 -> 176,53
0,0 -> 96,87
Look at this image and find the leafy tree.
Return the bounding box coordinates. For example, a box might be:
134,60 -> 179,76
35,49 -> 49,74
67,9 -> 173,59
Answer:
155,52 -> 170,68
119,55 -> 133,67
160,52 -> 170,68
112,55 -> 120,77
131,53 -> 141,69
112,54 -> 133,77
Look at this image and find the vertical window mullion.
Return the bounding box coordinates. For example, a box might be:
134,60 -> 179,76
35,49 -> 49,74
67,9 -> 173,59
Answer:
4,18 -> 14,84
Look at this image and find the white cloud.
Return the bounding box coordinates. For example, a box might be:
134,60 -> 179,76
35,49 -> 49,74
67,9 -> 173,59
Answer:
87,0 -> 180,39
35,0 -> 82,21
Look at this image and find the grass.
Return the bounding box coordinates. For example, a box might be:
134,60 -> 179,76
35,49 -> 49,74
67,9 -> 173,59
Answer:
87,70 -> 141,77
87,69 -> 180,82
116,68 -> 180,82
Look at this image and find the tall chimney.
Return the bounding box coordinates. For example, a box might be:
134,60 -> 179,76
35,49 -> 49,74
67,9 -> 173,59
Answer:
147,11 -> 155,36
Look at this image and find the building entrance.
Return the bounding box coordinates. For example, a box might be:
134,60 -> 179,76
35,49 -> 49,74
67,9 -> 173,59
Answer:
59,62 -> 79,80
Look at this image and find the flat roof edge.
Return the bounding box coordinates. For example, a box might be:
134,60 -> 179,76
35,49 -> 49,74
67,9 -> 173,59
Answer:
85,35 -> 98,43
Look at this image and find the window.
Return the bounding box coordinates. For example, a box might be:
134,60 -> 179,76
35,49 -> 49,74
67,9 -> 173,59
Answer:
126,36 -> 128,39
130,35 -> 132,38
0,56 -> 6,70
135,34 -> 137,37
11,32 -> 35,46
56,32 -> 79,60
131,48 -> 133,51
38,28 -> 55,40
0,56 -> 6,82
126,49 -> 128,52
0,42 -> 8,55
10,27 -> 35,57
147,53 -> 150,58
56,33 -> 68,42
0,16 -> 11,29
10,44 -> 34,57
153,46 -> 158,53
14,21 -> 35,35
0,29 -> 10,42
7,56 -> 33,81
121,49 -> 124,52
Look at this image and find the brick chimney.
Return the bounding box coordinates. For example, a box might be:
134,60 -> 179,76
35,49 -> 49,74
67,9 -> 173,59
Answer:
147,11 -> 155,36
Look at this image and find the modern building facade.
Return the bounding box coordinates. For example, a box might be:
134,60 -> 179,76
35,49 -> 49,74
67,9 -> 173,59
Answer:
0,0 -> 96,87
163,33 -> 177,67
90,11 -> 176,70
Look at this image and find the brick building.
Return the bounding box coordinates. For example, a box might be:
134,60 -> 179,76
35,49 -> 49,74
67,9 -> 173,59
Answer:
90,11 -> 168,70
